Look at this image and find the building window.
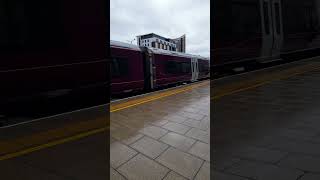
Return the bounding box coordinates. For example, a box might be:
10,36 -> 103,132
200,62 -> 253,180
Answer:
152,42 -> 155,47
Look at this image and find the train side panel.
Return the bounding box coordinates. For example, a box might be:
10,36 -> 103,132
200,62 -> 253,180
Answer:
153,54 -> 192,87
0,0 -> 107,105
198,59 -> 210,80
110,47 -> 145,94
280,0 -> 320,59
212,0 -> 263,66
212,0 -> 320,70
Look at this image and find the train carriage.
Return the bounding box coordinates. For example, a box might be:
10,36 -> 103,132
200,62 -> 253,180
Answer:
212,0 -> 320,73
110,41 -> 145,94
1,0 -> 107,112
110,41 -> 210,95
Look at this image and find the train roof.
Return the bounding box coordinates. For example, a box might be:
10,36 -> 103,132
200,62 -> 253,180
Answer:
110,40 -> 141,51
110,40 -> 209,60
148,47 -> 209,60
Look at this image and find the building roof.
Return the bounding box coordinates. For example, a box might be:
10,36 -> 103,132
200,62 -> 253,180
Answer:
137,33 -> 170,41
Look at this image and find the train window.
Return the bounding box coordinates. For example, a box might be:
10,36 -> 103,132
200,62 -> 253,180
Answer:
274,3 -> 281,34
165,61 -> 177,74
181,62 -> 191,73
165,61 -> 191,74
199,63 -> 209,73
0,0 -> 64,53
263,1 -> 270,34
111,57 -> 129,77
231,1 -> 261,40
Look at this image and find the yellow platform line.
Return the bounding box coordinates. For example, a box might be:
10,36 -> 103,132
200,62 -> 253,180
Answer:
110,81 -> 210,112
2,62 -> 319,161
0,127 -> 106,161
0,81 -> 208,161
212,64 -> 320,100
3,62 -> 319,161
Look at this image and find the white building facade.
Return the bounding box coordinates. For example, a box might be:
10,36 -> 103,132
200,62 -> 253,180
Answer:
136,33 -> 186,53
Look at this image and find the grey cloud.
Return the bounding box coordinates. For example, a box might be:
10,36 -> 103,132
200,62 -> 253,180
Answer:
111,0 -> 210,58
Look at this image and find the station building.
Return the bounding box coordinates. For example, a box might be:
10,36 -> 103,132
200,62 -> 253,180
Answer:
136,33 -> 186,53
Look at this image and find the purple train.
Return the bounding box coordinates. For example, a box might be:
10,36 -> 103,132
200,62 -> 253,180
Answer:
110,40 -> 210,95
1,0 -> 107,112
213,0 -> 320,73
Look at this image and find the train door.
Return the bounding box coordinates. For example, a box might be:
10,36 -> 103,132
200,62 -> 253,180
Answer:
191,58 -> 199,81
260,0 -> 283,61
142,48 -> 155,91
271,0 -> 283,56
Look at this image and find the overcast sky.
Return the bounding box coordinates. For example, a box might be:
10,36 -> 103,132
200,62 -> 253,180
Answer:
110,0 -> 210,57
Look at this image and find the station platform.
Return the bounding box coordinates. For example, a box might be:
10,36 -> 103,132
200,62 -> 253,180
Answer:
0,105 -> 108,180
0,80 -> 210,180
213,56 -> 320,180
2,55 -> 320,180
110,81 -> 210,180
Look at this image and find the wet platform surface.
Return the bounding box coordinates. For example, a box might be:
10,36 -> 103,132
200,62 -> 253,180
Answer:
110,81 -> 210,180
213,58 -> 320,180
0,133 -> 107,180
0,105 -> 108,180
3,56 -> 320,179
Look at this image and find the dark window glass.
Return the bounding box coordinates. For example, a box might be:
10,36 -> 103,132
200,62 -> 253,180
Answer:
263,2 -> 270,34
165,61 -> 191,74
275,3 -> 281,34
165,61 -> 177,74
0,0 -> 64,53
181,62 -> 191,73
111,57 -> 129,77
199,62 -> 209,73
152,42 -> 155,47
232,1 -> 262,39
